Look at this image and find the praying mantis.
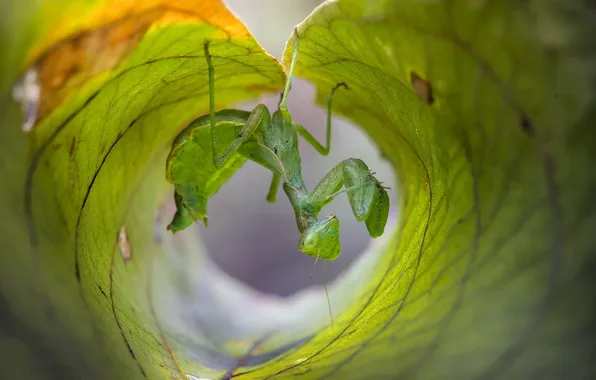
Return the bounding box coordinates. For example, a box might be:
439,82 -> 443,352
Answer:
165,29 -> 390,262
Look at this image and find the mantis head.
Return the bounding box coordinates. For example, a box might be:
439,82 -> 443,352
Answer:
298,214 -> 341,261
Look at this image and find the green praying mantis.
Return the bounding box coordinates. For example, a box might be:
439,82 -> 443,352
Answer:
165,29 -> 390,262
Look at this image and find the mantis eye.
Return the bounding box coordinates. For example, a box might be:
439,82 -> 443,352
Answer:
298,215 -> 341,261
299,228 -> 320,252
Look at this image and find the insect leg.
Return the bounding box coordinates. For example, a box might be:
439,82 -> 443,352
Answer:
278,27 -> 299,124
305,164 -> 345,213
293,82 -> 348,156
204,41 -> 217,167
204,42 -> 272,170
214,104 -> 271,168
307,158 -> 389,237
322,181 -> 374,203
266,173 -> 281,203
238,142 -> 287,181
323,260 -> 334,331
341,158 -> 389,236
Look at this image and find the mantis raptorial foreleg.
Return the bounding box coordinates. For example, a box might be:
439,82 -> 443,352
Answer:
297,158 -> 390,260
212,104 -> 271,169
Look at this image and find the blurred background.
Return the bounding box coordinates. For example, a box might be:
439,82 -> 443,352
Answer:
196,0 -> 397,297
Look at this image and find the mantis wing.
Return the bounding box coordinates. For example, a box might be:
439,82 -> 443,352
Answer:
166,109 -> 251,230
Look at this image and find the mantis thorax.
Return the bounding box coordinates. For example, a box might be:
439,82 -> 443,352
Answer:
264,111 -> 320,233
265,111 -> 303,188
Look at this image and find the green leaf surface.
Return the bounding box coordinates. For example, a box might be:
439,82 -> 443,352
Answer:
166,109 -> 253,231
0,1 -> 285,379
1,0 -> 595,379
270,0 -> 596,378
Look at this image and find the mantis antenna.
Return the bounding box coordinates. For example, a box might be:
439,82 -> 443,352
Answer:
310,253 -> 335,331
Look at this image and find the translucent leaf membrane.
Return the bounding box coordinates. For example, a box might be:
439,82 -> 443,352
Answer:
1,0 -> 595,379
260,0 -> 596,378
0,1 -> 285,379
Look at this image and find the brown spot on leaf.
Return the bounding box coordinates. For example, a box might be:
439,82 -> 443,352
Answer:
35,11 -> 161,122
97,284 -> 108,298
25,1 -> 258,125
520,114 -> 535,137
69,137 -> 77,156
410,72 -> 434,105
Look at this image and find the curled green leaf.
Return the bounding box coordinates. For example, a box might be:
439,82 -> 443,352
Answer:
0,0 -> 595,379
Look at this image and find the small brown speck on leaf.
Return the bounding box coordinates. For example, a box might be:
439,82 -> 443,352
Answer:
69,137 -> 76,156
410,72 -> 434,105
97,284 -> 107,298
520,114 -> 535,137
35,11 -> 160,123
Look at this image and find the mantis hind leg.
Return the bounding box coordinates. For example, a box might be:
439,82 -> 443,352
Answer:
279,28 -> 299,124
204,41 -> 217,167
204,42 -> 273,169
275,28 -> 349,158
214,104 -> 271,168
293,82 -> 348,156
